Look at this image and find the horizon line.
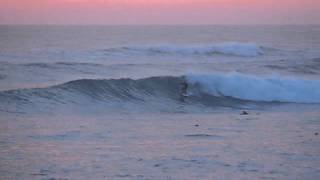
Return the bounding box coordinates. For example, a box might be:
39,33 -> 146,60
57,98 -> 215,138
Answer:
1,23 -> 320,26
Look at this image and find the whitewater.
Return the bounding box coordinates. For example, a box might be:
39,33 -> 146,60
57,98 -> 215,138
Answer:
0,25 -> 320,179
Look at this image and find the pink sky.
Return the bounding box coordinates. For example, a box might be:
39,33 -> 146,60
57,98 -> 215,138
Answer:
0,0 -> 319,25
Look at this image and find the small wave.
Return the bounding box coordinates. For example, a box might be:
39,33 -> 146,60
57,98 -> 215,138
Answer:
265,58 -> 320,75
186,73 -> 320,104
54,62 -> 102,67
17,62 -> 103,68
103,42 -> 263,57
22,62 -> 55,69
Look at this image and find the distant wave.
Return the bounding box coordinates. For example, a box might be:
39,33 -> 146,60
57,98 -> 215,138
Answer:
103,42 -> 263,57
265,58 -> 320,75
1,73 -> 320,114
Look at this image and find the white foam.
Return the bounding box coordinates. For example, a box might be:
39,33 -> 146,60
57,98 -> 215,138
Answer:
186,73 -> 320,103
124,42 -> 263,57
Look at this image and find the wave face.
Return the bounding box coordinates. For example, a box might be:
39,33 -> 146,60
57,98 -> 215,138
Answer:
1,73 -> 320,114
186,73 -> 320,104
103,42 -> 263,57
0,77 -> 185,113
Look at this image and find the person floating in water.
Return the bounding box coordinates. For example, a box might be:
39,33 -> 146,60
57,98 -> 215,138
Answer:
180,77 -> 188,102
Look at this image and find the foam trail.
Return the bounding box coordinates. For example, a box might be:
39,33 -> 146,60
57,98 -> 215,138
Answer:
186,73 -> 320,103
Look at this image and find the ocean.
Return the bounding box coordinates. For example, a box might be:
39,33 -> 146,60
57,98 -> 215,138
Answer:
0,25 -> 320,179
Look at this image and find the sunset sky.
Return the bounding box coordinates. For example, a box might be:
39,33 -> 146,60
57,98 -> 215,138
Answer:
0,0 -> 319,25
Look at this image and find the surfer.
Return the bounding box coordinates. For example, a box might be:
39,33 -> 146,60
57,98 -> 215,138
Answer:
180,78 -> 188,102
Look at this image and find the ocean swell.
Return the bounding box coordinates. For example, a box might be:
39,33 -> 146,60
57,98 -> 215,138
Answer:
1,73 -> 319,114
103,42 -> 263,57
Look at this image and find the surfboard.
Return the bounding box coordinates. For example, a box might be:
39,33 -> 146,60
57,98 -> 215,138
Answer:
181,93 -> 191,97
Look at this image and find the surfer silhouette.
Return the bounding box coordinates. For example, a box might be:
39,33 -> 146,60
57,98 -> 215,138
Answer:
180,78 -> 188,102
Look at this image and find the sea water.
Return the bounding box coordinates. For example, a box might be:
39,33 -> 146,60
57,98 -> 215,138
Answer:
0,25 -> 320,179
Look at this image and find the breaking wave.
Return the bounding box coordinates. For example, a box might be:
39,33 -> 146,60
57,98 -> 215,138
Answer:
1,73 -> 319,113
103,42 -> 263,57
186,73 -> 320,104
